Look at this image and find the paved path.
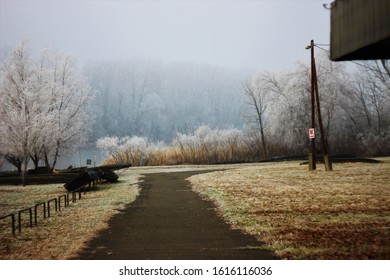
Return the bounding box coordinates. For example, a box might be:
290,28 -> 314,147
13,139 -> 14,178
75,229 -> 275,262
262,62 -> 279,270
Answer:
76,171 -> 278,260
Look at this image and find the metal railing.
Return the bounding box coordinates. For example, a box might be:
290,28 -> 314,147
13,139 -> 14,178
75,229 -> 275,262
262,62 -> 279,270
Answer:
47,198 -> 57,218
0,214 -> 16,236
34,202 -> 46,225
18,208 -> 33,233
0,179 -> 97,237
58,194 -> 67,211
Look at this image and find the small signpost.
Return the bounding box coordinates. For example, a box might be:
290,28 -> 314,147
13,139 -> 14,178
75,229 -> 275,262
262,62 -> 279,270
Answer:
309,128 -> 315,139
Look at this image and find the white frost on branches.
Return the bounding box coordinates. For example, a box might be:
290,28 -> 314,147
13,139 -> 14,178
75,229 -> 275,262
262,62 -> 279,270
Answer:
0,41 -> 94,177
96,135 -> 155,166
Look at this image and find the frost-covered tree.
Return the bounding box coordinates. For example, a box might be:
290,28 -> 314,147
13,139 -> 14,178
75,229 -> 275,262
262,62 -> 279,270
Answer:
243,51 -> 389,157
355,61 -> 390,132
244,52 -> 353,156
298,54 -> 351,151
40,51 -> 94,171
0,42 -> 47,182
251,69 -> 310,155
346,60 -> 390,155
0,42 -> 94,178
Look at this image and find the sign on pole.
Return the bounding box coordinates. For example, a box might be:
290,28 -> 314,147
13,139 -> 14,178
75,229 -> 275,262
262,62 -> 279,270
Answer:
309,128 -> 315,139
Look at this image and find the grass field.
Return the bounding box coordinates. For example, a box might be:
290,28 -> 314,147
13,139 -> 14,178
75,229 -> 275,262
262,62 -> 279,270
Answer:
0,170 -> 139,260
1,160 -> 389,260
189,159 -> 390,259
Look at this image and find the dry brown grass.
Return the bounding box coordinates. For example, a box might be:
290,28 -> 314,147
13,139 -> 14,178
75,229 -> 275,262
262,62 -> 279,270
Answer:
2,160 -> 388,260
0,170 -> 140,259
102,146 -> 185,166
103,142 -> 254,166
189,159 -> 390,259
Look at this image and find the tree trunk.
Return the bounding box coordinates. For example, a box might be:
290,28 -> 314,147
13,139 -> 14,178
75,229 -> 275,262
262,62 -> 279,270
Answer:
30,153 -> 40,170
50,147 -> 60,173
21,157 -> 28,186
260,126 -> 268,159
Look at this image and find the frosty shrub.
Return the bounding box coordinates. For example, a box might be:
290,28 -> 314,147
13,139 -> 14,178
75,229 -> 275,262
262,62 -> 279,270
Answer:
172,125 -> 250,164
96,135 -> 170,166
97,136 -> 145,166
356,127 -> 390,156
96,136 -> 121,160
97,125 -> 271,166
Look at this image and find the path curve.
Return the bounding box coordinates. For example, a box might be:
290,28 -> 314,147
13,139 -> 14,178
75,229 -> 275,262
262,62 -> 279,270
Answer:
75,171 -> 278,260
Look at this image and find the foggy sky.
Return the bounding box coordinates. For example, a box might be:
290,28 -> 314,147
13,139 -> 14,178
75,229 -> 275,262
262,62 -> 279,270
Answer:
0,0 -> 331,71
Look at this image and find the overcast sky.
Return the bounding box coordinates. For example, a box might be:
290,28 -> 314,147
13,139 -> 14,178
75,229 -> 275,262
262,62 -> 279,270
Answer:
0,0 -> 332,71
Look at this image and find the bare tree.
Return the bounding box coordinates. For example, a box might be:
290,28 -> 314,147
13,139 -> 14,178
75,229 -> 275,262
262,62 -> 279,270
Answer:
242,78 -> 268,159
356,60 -> 390,132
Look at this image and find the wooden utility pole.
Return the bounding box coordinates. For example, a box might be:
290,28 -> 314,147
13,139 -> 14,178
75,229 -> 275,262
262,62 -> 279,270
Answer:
308,40 -> 316,171
308,40 -> 333,171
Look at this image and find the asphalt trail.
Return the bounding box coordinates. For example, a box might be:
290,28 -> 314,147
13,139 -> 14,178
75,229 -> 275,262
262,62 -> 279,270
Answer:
75,171 -> 278,260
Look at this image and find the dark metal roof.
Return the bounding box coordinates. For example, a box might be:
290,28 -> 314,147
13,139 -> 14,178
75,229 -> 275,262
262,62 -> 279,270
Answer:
330,0 -> 390,61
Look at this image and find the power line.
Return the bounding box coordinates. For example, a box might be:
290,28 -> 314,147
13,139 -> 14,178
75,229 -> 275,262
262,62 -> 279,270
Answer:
312,43 -> 387,71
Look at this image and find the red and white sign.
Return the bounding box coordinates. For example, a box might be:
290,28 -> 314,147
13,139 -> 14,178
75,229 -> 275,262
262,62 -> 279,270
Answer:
309,128 -> 315,139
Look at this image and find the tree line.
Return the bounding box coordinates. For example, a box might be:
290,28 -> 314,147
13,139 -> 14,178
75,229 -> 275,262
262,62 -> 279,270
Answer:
96,51 -> 390,165
242,52 -> 390,158
1,42 -> 389,175
85,59 -> 246,141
